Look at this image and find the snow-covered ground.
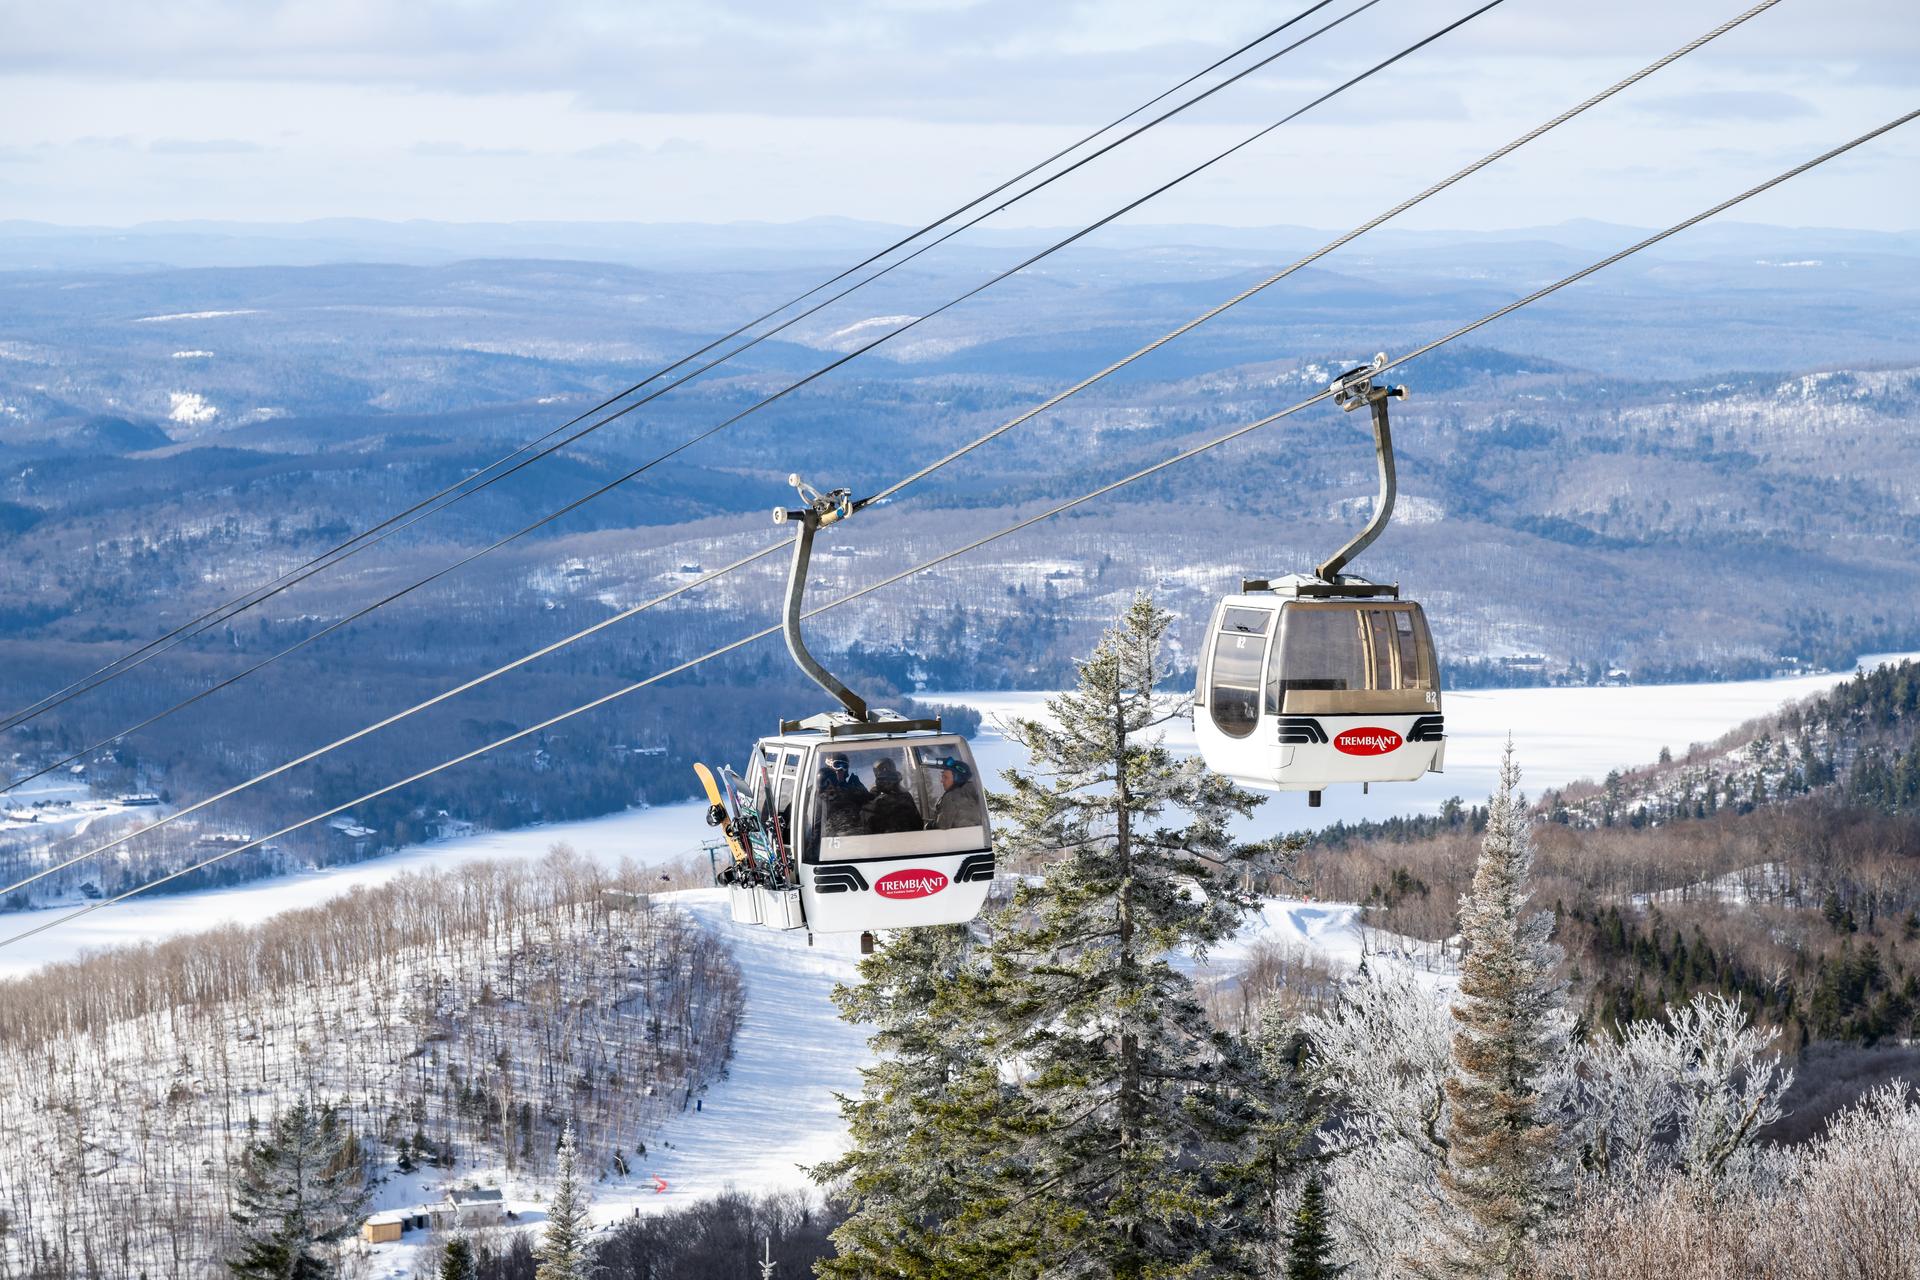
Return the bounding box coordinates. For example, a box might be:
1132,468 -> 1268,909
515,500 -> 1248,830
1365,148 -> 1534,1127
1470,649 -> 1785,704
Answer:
605,890 -> 870,1208
1178,897 -> 1458,999
632,894 -> 1442,1215
366,888 -> 1401,1269
0,773 -> 150,840
1630,861 -> 1796,908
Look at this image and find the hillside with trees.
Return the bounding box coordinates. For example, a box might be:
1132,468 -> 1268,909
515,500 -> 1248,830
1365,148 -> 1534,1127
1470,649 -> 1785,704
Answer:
0,849 -> 741,1278
1295,662 -> 1920,1127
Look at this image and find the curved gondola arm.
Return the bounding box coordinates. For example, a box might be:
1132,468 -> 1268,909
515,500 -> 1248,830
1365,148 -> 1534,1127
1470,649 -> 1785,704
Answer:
1316,353 -> 1408,582
773,475 -> 872,723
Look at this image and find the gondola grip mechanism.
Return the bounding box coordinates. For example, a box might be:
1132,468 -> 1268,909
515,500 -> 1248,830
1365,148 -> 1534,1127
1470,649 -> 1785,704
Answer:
1317,355 -> 1407,582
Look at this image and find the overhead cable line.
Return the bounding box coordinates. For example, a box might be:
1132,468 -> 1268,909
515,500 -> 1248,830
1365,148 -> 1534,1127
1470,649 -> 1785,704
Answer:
0,0 -> 1352,738
0,0 -> 1486,789
8,103 -> 1911,949
856,0 -> 1786,511
0,0 -> 1780,887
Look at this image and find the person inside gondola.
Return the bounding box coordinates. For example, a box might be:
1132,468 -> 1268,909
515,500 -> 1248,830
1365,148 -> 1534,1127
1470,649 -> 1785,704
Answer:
932,757 -> 982,830
862,757 -> 925,834
818,752 -> 870,836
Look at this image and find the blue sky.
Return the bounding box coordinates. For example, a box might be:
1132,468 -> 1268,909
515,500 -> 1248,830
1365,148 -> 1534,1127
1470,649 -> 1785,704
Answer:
0,0 -> 1913,229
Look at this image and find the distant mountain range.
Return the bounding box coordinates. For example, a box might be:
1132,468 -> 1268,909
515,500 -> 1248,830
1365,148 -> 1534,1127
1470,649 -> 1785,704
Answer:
3,215 -> 1917,273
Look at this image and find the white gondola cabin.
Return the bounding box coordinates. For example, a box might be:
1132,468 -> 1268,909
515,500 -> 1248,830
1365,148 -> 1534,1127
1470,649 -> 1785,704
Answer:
1194,574 -> 1444,795
731,724 -> 994,933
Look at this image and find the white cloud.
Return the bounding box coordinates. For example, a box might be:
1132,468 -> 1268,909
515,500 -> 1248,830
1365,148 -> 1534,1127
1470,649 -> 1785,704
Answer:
1636,90 -> 1817,123
0,0 -> 1912,228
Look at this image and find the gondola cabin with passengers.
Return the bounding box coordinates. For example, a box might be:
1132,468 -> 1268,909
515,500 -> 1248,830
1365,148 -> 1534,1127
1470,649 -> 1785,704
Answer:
695,477 -> 994,943
1194,358 -> 1446,804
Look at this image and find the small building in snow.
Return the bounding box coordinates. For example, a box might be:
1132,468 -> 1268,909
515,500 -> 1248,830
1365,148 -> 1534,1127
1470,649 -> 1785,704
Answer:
431,1187 -> 506,1229
360,1212 -> 406,1244
326,816 -> 377,856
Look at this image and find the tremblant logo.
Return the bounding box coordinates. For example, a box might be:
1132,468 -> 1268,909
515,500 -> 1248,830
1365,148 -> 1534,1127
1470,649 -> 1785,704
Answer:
1333,727 -> 1403,756
874,869 -> 949,899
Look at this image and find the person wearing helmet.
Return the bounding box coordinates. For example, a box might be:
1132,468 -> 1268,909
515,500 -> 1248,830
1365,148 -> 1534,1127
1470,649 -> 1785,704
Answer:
932,756 -> 983,830
818,752 -> 870,836
862,757 -> 924,834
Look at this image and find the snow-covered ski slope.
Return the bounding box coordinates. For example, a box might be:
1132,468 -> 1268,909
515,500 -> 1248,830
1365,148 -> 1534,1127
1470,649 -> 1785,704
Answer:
623,893 -> 1443,1210
622,891 -> 870,1206
1178,898 -> 1457,997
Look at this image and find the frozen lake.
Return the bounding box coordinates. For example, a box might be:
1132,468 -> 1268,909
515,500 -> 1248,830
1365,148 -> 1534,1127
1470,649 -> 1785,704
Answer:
949,649 -> 1920,833
2,652 -> 1913,979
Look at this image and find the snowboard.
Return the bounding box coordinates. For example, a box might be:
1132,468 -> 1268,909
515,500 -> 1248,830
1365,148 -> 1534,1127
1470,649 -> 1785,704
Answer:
693,762 -> 751,868
721,766 -> 790,885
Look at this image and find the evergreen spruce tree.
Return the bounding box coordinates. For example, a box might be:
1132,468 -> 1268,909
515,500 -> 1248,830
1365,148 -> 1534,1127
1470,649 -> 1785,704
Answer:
813,924 -> 1034,1278
228,1101 -> 369,1280
1283,1175 -> 1338,1280
536,1123 -> 595,1280
1239,999 -> 1324,1269
979,592 -> 1283,1276
440,1236 -> 477,1280
1422,745 -> 1566,1277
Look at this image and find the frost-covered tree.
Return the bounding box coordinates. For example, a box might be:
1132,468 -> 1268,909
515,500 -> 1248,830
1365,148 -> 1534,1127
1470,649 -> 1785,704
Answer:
536,1123 -> 594,1280
1564,993 -> 1789,1189
1663,994 -> 1789,1183
227,1101 -> 368,1280
973,592 -> 1285,1276
1423,745 -> 1567,1277
1529,1082 -> 1918,1278
813,925 -> 1033,1278
1301,966 -> 1455,1272
1560,1015 -> 1681,1185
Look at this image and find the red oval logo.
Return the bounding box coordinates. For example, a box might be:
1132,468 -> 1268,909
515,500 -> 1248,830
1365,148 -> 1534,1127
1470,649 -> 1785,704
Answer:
874,869 -> 949,899
1333,727 -> 1402,756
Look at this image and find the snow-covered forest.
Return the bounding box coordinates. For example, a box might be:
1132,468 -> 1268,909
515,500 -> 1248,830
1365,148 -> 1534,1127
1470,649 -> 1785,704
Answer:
0,849 -> 741,1278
